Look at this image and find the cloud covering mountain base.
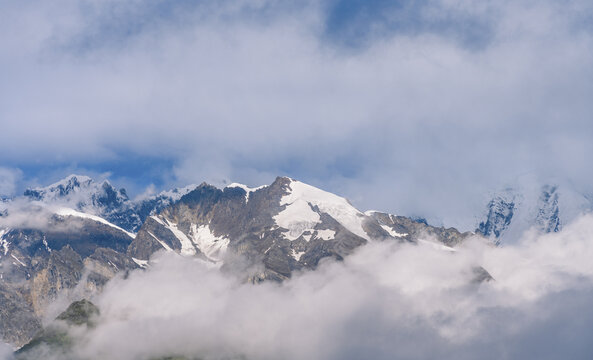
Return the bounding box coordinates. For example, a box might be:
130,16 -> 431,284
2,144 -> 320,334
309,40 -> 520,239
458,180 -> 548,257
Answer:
9,214 -> 593,359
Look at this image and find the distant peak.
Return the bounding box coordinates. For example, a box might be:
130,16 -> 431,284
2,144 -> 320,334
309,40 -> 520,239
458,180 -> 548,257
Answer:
60,174 -> 92,183
279,176 -> 295,182
43,174 -> 94,190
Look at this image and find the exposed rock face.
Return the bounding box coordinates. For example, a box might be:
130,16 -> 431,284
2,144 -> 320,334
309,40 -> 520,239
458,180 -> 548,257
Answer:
367,211 -> 474,247
0,283 -> 41,348
535,185 -> 560,233
476,189 -> 517,241
31,246 -> 84,317
55,299 -> 99,326
84,248 -> 139,291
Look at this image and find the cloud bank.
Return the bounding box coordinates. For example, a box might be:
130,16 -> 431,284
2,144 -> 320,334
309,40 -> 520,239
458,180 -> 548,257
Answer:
10,213 -> 593,359
1,0 -> 593,228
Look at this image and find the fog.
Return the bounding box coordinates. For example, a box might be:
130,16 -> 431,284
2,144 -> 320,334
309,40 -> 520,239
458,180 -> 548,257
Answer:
10,213 -> 593,359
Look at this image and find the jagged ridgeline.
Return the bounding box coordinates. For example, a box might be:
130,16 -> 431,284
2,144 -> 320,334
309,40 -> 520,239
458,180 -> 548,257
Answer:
1,175 -> 479,349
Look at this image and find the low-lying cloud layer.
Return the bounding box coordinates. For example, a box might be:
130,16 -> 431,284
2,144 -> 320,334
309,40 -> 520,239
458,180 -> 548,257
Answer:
12,213 -> 593,359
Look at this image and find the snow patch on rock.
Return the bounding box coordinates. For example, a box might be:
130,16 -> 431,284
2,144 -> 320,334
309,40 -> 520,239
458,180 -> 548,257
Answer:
189,224 -> 229,262
274,199 -> 321,241
292,249 -> 305,261
226,183 -> 266,203
315,229 -> 335,240
381,225 -> 407,238
278,179 -> 370,240
132,257 -> 149,268
147,231 -> 173,252
164,220 -> 197,256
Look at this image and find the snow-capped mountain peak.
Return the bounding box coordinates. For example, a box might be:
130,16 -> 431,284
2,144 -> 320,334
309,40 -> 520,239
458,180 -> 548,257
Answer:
24,174 -> 128,210
275,178 -> 370,241
19,175 -> 199,233
24,174 -> 95,201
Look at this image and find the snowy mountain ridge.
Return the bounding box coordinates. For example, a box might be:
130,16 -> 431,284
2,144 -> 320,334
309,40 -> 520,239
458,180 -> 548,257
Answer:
476,182 -> 592,243
22,175 -> 197,233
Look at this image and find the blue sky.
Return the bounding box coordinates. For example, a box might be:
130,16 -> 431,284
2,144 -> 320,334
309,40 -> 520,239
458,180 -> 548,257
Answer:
1,0 -> 593,229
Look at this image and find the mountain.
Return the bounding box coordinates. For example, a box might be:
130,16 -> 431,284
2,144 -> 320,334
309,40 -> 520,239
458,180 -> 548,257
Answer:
23,174 -> 196,233
127,177 -> 474,282
15,299 -> 100,359
476,183 -> 592,243
15,299 -> 196,360
1,175 -> 480,348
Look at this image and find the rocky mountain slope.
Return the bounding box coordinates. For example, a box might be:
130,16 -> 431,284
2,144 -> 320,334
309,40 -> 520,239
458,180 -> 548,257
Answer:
127,177 -> 474,282
476,183 -> 592,243
0,175 -> 478,348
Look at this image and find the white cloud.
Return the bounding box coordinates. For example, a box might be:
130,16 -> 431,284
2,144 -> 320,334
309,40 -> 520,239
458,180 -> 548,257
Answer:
1,0 -> 592,227
21,213 -> 591,359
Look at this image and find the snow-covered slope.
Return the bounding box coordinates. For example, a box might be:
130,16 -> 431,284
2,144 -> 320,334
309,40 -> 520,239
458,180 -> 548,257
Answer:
275,179 -> 370,241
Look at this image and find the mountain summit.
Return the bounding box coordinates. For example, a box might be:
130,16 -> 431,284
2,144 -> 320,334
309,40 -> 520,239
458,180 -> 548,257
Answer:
23,175 -> 196,233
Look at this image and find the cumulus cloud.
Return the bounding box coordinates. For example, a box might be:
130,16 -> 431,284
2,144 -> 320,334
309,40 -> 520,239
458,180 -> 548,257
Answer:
1,0 -> 592,228
13,213 -> 592,359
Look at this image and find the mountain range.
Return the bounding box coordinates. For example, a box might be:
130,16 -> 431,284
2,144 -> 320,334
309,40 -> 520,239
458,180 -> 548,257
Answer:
0,174 -> 590,350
